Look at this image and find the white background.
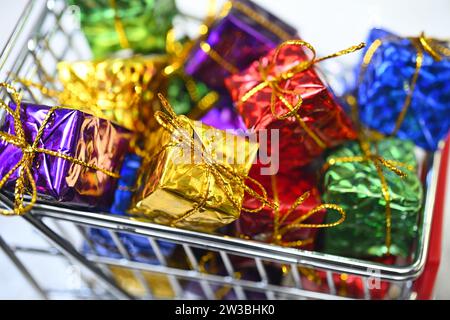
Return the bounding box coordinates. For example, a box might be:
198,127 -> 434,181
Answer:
0,0 -> 449,299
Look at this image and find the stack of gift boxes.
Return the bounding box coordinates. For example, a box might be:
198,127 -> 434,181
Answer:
1,0 -> 449,299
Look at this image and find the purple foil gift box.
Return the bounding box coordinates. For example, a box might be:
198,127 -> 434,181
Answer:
0,102 -> 131,209
184,0 -> 298,90
200,97 -> 246,132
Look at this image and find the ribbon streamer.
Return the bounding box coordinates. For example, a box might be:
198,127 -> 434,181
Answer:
109,0 -> 131,49
238,175 -> 346,248
0,83 -> 120,216
154,94 -> 276,227
270,175 -> 346,247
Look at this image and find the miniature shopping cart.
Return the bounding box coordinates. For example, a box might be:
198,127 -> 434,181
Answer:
0,0 -> 447,300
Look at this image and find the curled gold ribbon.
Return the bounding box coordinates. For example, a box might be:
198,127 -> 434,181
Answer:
358,32 -> 450,135
0,83 -> 120,216
238,175 -> 346,248
323,139 -> 413,255
154,94 -> 276,227
270,175 -> 346,248
239,40 -> 366,150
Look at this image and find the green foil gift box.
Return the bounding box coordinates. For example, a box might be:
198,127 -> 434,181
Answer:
321,137 -> 423,259
70,0 -> 177,58
165,75 -> 218,117
161,32 -> 219,118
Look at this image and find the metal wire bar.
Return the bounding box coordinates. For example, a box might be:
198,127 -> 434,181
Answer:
219,251 -> 246,300
20,201 -> 434,281
75,225 -> 115,279
254,258 -> 276,299
148,237 -> 183,298
182,244 -> 216,300
326,271 -> 336,296
108,230 -> 153,299
8,245 -> 61,256
23,213 -> 132,300
290,264 -> 302,289
86,254 -> 350,300
0,235 -> 48,299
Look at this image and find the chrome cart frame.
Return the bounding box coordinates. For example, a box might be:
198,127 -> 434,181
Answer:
0,0 -> 445,300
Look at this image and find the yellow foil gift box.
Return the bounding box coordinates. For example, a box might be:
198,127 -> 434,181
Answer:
129,95 -> 268,233
110,267 -> 175,299
57,55 -> 168,138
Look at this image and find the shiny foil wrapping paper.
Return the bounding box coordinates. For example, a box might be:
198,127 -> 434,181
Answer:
110,267 -> 174,298
322,138 -> 423,258
70,0 -> 177,58
237,168 -> 324,250
184,0 -> 298,90
226,43 -> 357,169
87,153 -> 176,262
57,55 -> 167,138
185,253 -> 281,299
130,117 -> 259,232
200,97 -> 246,131
166,75 -> 219,118
85,229 -> 176,299
86,153 -> 176,298
110,153 -> 143,215
162,34 -> 220,118
185,266 -> 271,300
357,28 -> 450,151
87,226 -> 176,263
282,265 -> 391,299
0,102 -> 131,209
86,228 -> 176,298
167,76 -> 205,116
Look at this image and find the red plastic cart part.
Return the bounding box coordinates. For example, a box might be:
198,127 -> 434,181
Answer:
414,135 -> 449,299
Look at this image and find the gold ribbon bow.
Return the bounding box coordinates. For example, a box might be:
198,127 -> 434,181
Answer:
0,83 -> 120,216
239,40 -> 366,149
239,175 -> 346,248
154,94 -> 276,227
323,138 -> 414,255
270,175 -> 346,247
357,32 -> 450,135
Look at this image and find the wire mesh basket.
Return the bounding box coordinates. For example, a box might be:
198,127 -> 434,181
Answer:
0,0 -> 447,300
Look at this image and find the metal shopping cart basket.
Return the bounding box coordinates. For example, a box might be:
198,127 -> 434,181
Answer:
0,0 -> 448,300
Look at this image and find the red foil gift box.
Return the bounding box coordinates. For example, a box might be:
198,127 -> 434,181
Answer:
236,167 -> 325,250
225,41 -> 357,170
287,268 -> 391,299
285,256 -> 398,299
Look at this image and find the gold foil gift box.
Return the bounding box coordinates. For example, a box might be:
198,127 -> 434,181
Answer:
110,266 -> 175,298
57,55 -> 168,140
129,95 -> 267,233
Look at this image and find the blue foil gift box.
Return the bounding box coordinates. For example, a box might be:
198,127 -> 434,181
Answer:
356,28 -> 450,151
85,154 -> 176,263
